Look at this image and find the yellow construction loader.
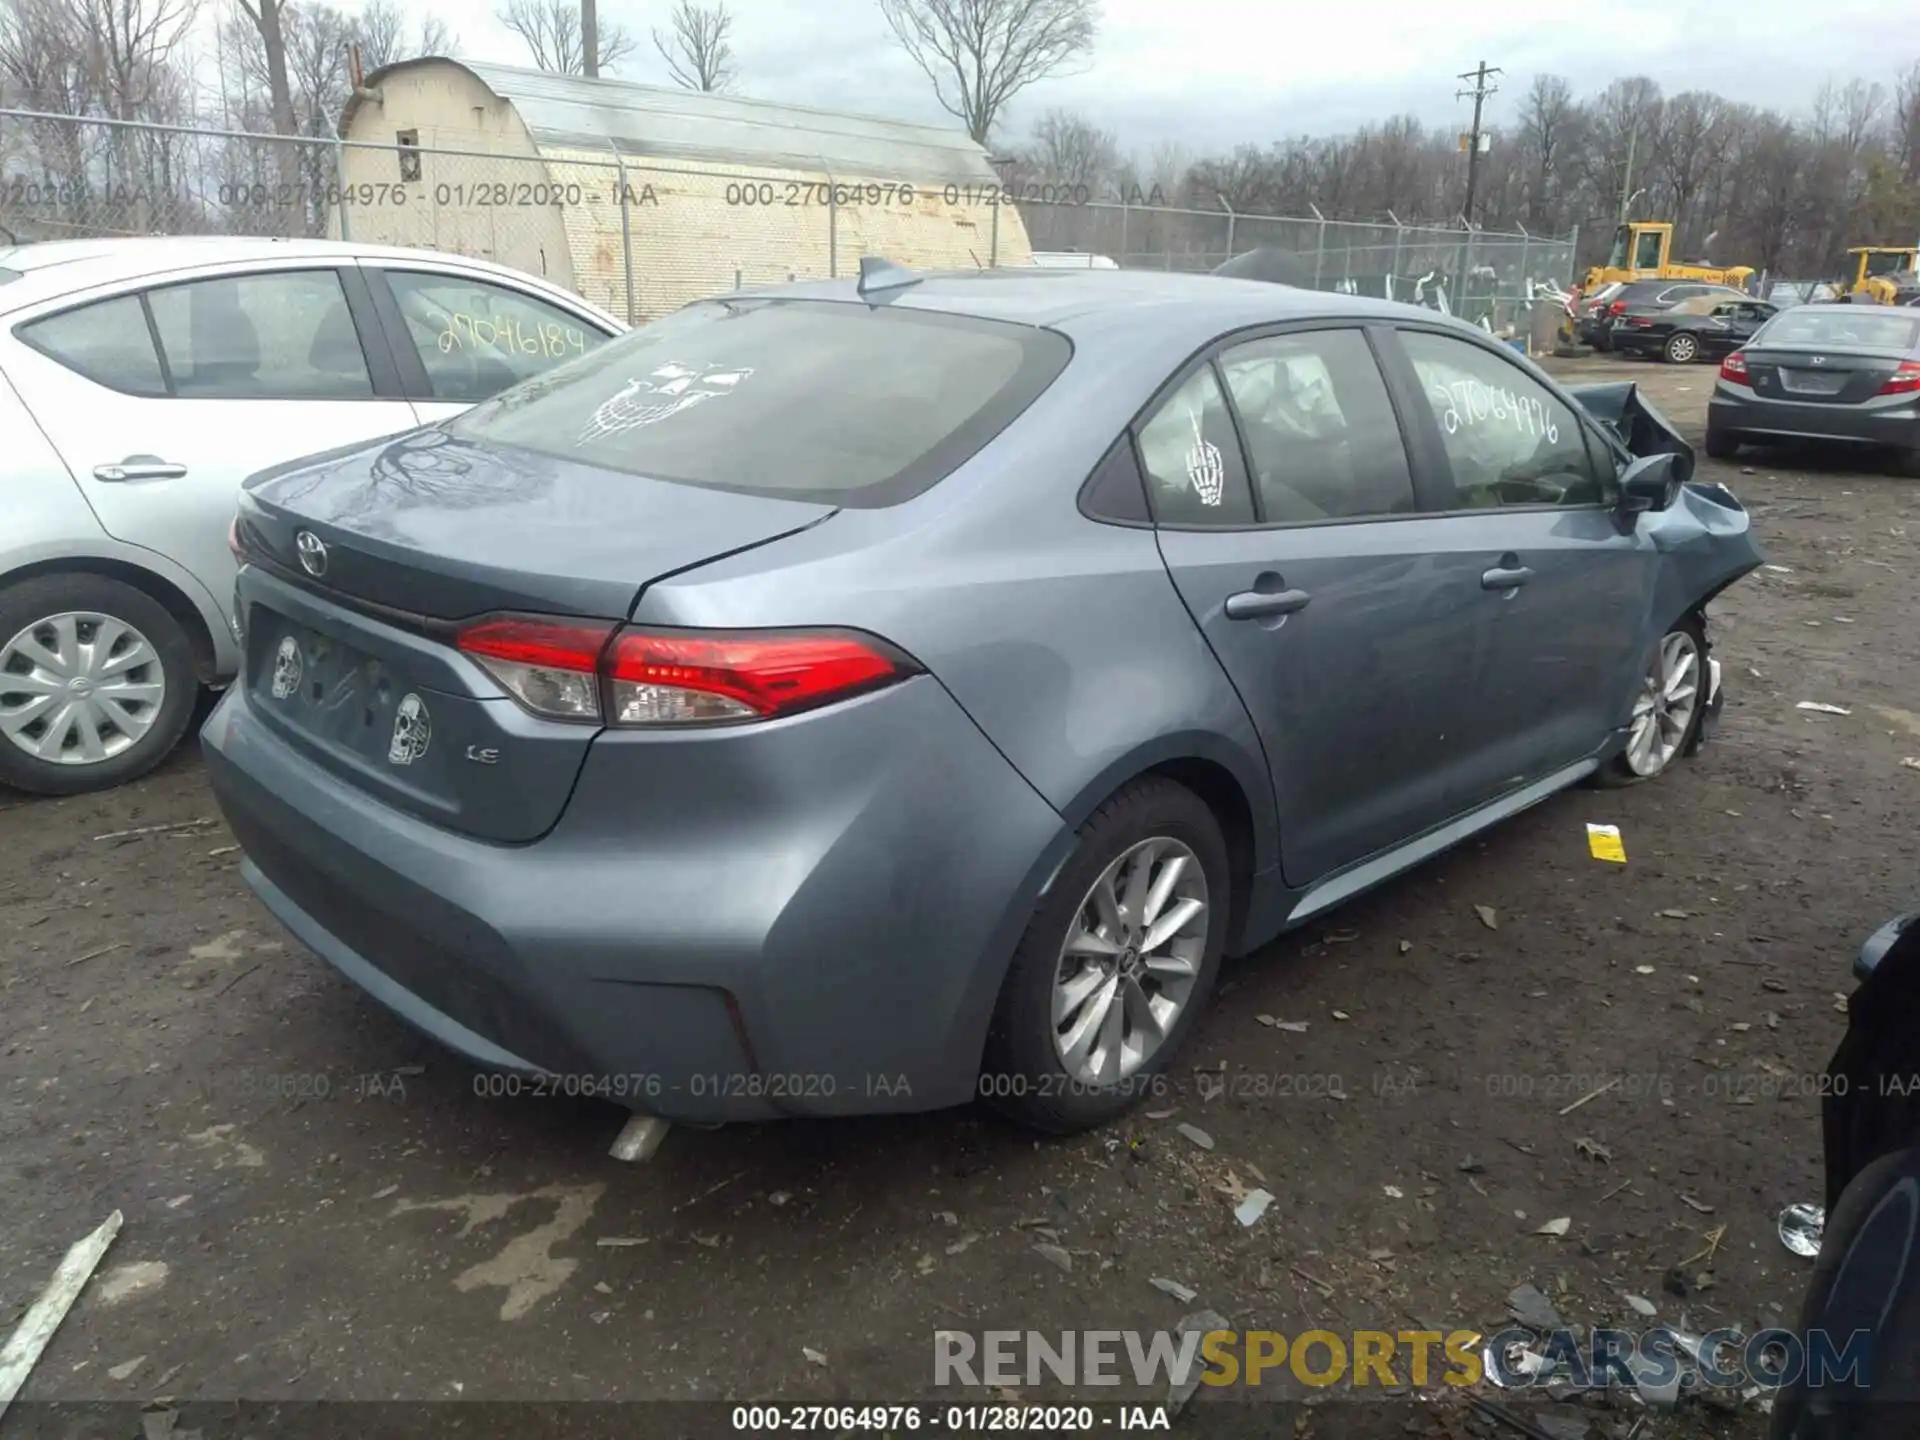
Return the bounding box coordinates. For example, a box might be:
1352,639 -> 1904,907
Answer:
1841,246 -> 1920,304
1581,221 -> 1756,292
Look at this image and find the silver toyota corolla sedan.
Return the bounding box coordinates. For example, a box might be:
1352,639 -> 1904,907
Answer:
203,264 -> 1762,1134
0,237 -> 622,795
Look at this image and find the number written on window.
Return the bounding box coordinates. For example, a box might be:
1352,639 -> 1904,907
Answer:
384,271 -> 609,403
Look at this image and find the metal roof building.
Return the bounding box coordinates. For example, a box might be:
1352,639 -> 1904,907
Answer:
334,58 -> 1030,321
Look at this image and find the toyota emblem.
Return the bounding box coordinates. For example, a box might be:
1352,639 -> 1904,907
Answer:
295,530 -> 328,578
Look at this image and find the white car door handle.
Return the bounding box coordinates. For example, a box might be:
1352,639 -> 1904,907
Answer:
94,456 -> 188,482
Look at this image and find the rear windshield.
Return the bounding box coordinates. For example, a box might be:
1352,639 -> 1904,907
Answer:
448,297 -> 1071,507
1759,309 -> 1920,351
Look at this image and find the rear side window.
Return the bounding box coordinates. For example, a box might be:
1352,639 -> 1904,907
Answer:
146,270 -> 373,399
16,295 -> 166,394
1218,329 -> 1415,522
449,298 -> 1070,508
1759,309 -> 1920,351
1134,366 -> 1256,526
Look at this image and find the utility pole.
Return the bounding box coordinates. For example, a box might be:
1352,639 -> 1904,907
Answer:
582,0 -> 599,76
1456,60 -> 1501,225
1617,121 -> 1639,224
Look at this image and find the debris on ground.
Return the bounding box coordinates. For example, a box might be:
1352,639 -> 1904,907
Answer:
1233,1190 -> 1274,1228
1175,1123 -> 1214,1151
1033,1243 -> 1073,1274
1778,1202 -> 1825,1257
1149,1277 -> 1198,1302
1626,1294 -> 1657,1317
1505,1282 -> 1563,1331
1535,1217 -> 1571,1238
1331,1010 -> 1351,1021
0,1209 -> 124,1420
1166,1310 -> 1230,1416
1585,823 -> 1627,863
1475,905 -> 1499,929
1383,1185 -> 1404,1199
1679,1194 -> 1715,1214
1795,702 -> 1851,716
802,1347 -> 827,1367
1573,1136 -> 1611,1163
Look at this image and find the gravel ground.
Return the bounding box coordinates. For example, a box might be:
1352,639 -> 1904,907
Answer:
3,353 -> 1915,1439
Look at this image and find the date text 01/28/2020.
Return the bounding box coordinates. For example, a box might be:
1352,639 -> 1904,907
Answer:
728,1404 -> 1171,1432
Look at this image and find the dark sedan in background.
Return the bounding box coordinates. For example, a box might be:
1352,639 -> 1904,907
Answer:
1584,279 -> 1750,350
1708,303 -> 1920,473
1612,294 -> 1779,364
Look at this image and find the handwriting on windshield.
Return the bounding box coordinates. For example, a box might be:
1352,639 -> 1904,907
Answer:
436,312 -> 587,361
1425,378 -> 1559,444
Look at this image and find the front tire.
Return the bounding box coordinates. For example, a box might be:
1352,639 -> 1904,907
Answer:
982,777 -> 1229,1134
0,573 -> 199,796
1595,615 -> 1707,788
1662,332 -> 1700,364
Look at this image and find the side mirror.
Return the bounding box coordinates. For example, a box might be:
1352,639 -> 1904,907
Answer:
1618,452 -> 1682,514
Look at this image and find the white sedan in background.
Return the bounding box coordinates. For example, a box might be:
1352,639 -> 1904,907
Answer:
0,236 -> 622,795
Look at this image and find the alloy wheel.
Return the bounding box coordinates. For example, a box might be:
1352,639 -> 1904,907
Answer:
0,610 -> 168,765
1625,630 -> 1701,777
1666,334 -> 1698,363
1052,836 -> 1209,1085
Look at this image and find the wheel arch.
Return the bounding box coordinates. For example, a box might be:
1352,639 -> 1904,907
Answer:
1052,734 -> 1278,954
1,554 -> 228,685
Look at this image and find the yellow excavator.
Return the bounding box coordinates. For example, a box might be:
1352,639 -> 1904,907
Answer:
1840,246 -> 1920,304
1581,221 -> 1755,292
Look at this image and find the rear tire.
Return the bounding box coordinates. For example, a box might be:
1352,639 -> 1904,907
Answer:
1595,615 -> 1708,788
982,777 -> 1229,1134
0,573 -> 199,796
1662,331 -> 1700,364
1704,426 -> 1740,460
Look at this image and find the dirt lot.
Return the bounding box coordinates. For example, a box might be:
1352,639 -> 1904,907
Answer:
3,353 -> 1915,1438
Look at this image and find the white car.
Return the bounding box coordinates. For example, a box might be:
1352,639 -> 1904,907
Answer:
0,237 -> 623,795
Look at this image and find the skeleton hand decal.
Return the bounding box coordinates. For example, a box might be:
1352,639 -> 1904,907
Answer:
1185,406 -> 1225,506
577,362 -> 754,445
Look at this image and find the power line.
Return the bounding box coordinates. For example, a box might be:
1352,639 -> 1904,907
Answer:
1456,60 -> 1501,226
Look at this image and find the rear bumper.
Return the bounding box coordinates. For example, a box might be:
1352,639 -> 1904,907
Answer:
202,676 -> 1070,1121
1708,387 -> 1920,447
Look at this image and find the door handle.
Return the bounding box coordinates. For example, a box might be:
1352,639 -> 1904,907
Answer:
94,456 -> 188,482
1225,587 -> 1311,620
1481,566 -> 1534,590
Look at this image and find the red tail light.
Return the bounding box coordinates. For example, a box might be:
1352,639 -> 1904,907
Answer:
456,616 -> 917,725
1626,316 -> 1653,328
1878,360 -> 1920,396
604,629 -> 915,724
1607,301 -> 1627,317
457,616 -> 614,721
1719,352 -> 1750,385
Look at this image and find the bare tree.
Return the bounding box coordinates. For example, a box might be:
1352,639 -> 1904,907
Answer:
232,0 -> 299,164
80,0 -> 200,120
652,0 -> 734,92
1514,74 -> 1579,232
1024,106 -> 1114,190
877,0 -> 1099,146
357,0 -> 458,69
497,0 -> 634,75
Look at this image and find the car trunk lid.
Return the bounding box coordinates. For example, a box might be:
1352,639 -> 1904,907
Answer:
233,430 -> 836,841
1740,345 -> 1907,404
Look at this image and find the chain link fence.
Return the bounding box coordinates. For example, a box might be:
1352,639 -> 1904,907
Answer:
3,110 -> 1576,334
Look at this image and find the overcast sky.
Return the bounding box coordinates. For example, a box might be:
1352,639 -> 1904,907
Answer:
340,0 -> 1914,154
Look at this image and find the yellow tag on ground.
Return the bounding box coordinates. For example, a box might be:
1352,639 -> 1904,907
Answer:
1587,823 -> 1627,863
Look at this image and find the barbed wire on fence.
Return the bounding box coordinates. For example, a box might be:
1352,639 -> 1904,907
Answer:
1,108 -> 1576,330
